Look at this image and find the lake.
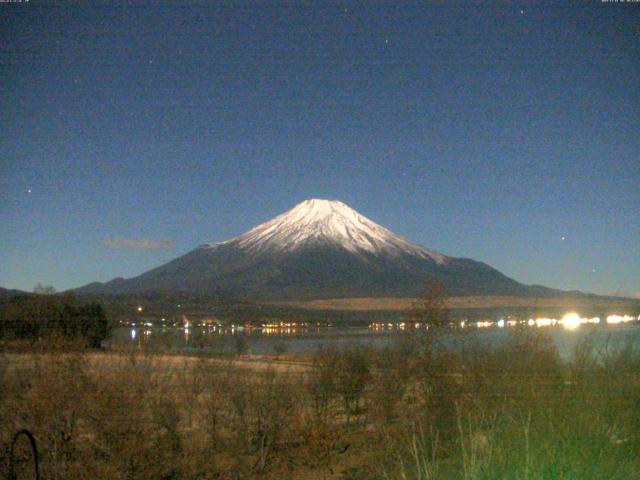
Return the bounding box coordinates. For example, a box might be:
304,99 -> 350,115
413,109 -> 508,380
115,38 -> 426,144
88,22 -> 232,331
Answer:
109,320 -> 640,360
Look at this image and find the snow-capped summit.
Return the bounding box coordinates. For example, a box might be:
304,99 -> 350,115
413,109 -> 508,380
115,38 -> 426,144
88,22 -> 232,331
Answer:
207,199 -> 447,263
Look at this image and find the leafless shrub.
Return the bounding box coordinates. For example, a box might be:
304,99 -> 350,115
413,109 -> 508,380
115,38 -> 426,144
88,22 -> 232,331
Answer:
176,359 -> 204,427
196,359 -> 227,452
307,347 -> 338,426
334,348 -> 371,429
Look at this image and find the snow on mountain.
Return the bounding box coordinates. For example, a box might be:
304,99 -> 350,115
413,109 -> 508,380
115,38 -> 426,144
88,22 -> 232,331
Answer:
205,199 -> 447,263
76,198 -> 545,299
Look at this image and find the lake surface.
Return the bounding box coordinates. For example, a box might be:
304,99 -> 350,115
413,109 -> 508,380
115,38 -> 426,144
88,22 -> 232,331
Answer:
110,321 -> 640,360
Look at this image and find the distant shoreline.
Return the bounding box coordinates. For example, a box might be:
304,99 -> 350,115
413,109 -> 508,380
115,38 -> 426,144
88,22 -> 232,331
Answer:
271,295 -> 640,311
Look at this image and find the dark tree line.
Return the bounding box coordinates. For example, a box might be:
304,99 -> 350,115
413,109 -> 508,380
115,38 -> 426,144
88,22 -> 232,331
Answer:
0,294 -> 109,347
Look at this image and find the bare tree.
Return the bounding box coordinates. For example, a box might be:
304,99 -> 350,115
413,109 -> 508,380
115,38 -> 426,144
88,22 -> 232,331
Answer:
409,279 -> 450,329
33,283 -> 56,295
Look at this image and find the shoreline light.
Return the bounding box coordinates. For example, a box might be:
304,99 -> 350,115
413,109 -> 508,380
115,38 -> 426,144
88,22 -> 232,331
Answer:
606,315 -> 634,324
560,313 -> 581,330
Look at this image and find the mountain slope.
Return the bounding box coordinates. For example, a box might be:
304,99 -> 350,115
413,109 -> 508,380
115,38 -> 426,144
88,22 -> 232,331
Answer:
77,199 -> 556,300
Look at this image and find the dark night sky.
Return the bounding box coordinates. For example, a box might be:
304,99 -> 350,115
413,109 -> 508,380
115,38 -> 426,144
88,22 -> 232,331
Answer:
1,1 -> 638,296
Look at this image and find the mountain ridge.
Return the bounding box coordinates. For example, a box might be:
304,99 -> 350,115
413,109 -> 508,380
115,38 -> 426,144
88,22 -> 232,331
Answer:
77,199 -> 569,300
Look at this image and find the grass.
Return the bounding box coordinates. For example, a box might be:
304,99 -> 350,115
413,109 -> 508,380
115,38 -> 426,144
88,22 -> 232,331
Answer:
1,328 -> 639,479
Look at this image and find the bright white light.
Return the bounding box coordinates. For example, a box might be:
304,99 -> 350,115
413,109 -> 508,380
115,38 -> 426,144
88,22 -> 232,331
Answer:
497,319 -> 505,328
137,306 -> 143,312
477,321 -> 492,328
130,329 -> 136,340
606,315 -> 634,324
528,319 -> 535,327
561,312 -> 581,330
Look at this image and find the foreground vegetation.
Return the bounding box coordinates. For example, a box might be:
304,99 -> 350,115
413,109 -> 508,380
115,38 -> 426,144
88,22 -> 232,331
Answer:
1,327 -> 639,480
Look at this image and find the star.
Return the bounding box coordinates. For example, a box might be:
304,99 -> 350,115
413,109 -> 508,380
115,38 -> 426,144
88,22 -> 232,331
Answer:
384,38 -> 389,45
519,9 -> 524,15
27,188 -> 32,193
560,236 -> 566,241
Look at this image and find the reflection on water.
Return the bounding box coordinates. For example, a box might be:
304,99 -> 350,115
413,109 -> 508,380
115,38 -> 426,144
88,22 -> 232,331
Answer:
111,312 -> 640,359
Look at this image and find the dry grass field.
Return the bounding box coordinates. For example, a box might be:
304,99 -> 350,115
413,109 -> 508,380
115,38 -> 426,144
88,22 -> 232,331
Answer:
272,295 -> 640,311
2,328 -> 640,479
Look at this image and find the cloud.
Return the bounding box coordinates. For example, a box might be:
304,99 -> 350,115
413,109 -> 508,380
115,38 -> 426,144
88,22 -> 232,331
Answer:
102,237 -> 174,250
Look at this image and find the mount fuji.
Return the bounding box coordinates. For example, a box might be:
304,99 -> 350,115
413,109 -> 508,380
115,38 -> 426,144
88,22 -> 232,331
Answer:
78,199 -> 555,300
